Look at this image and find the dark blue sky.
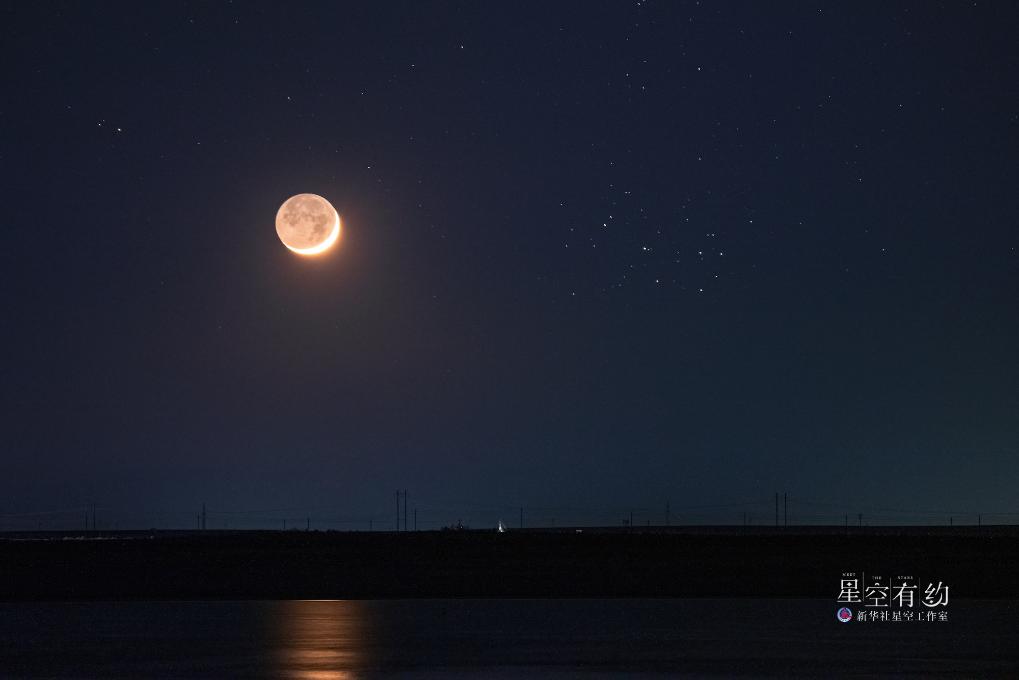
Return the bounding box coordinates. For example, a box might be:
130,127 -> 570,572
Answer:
3,1 -> 1017,530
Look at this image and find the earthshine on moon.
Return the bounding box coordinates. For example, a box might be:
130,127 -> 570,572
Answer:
275,193 -> 341,255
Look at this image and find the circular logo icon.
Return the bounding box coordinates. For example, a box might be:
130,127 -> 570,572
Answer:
837,607 -> 853,623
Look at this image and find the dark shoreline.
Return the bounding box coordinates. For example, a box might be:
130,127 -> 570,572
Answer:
3,527 -> 1017,601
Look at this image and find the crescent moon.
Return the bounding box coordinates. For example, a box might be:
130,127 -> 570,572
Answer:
275,193 -> 342,256
284,211 -> 340,256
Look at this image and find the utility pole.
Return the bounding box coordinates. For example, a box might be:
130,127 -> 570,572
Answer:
858,513 -> 863,527
306,517 -> 310,531
202,503 -> 206,531
978,514 -> 982,527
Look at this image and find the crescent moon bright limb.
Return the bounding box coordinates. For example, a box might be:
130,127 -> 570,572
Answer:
285,212 -> 341,256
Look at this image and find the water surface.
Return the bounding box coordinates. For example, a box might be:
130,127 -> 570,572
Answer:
1,599 -> 1015,677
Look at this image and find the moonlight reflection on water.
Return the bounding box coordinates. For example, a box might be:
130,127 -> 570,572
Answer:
273,600 -> 373,678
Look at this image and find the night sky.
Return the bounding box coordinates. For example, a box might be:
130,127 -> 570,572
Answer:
3,1 -> 1017,530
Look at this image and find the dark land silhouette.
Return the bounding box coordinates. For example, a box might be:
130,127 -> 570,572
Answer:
2,526 -> 1016,600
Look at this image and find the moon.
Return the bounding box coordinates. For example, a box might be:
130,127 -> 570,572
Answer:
275,193 -> 341,255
